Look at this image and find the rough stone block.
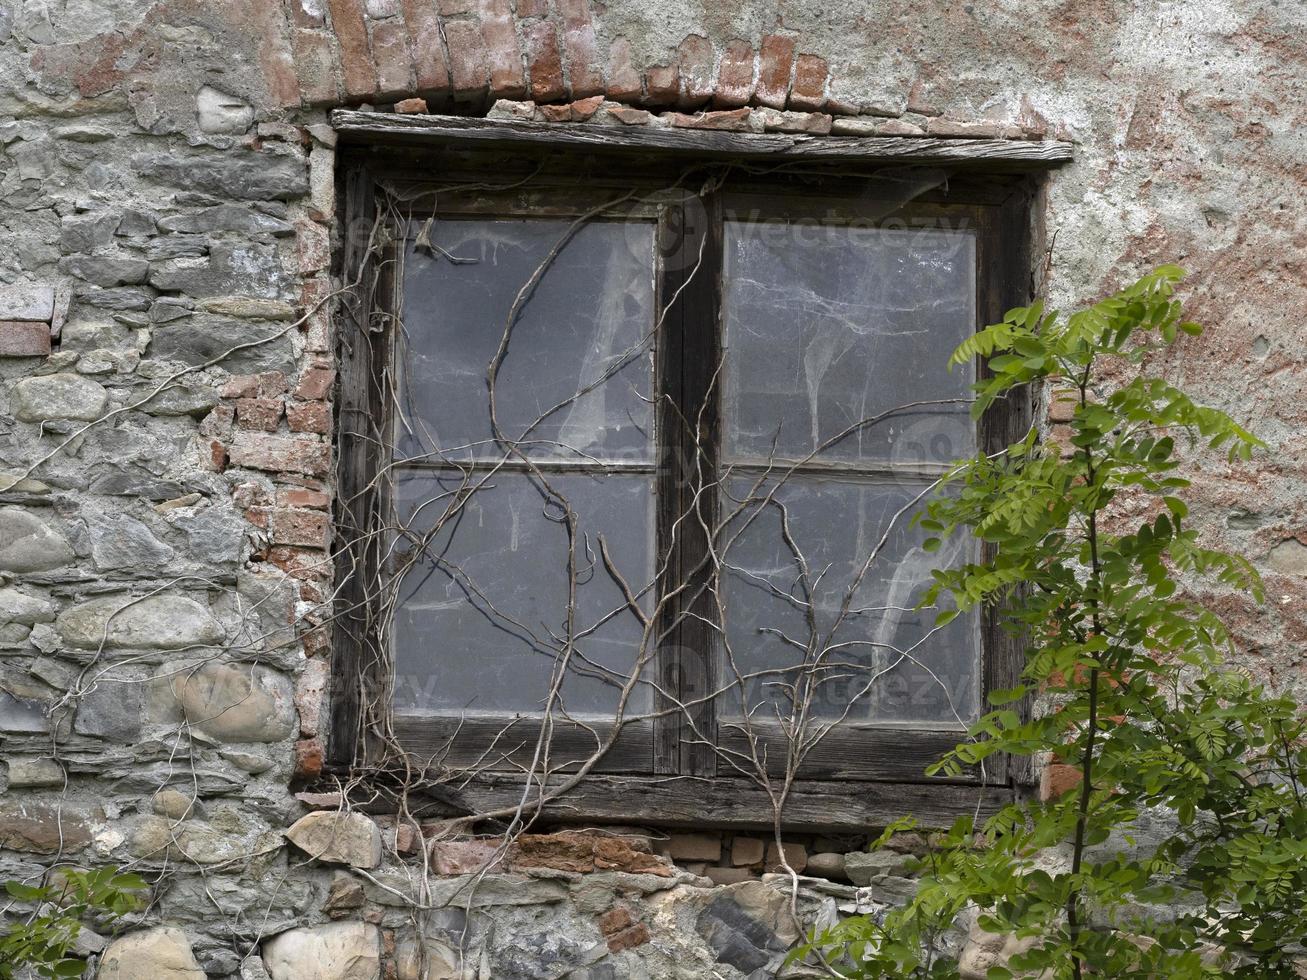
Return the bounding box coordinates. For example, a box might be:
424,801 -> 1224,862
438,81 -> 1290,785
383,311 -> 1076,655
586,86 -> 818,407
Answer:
0,321 -> 51,356
12,372 -> 108,422
4,757 -> 64,787
153,661 -> 295,742
844,848 -> 914,884
0,284 -> 55,321
263,921 -> 381,980
0,800 -> 92,854
667,832 -> 722,862
664,108 -> 751,131
98,926 -> 205,980
286,811 -> 383,868
56,594 -> 223,650
730,836 -> 765,866
764,840 -> 807,873
0,508 -> 75,572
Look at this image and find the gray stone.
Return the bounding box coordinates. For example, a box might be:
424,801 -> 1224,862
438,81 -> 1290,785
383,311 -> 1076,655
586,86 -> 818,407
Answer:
60,212 -> 119,252
0,284 -> 55,320
148,243 -> 291,299
59,254 -> 150,287
56,594 -> 223,650
134,152 -> 309,201
0,588 -> 55,626
285,811 -> 383,868
805,852 -> 848,881
169,504 -> 245,565
11,373 -> 108,422
76,286 -> 153,311
263,921 -> 381,980
153,788 -> 204,820
844,849 -> 916,885
150,297 -> 194,323
197,85 -> 254,134
135,383 -> 219,417
0,508 -> 75,572
158,205 -> 294,236
5,757 -> 64,787
0,693 -> 50,734
73,681 -> 143,739
117,209 -> 158,237
1269,539 -> 1307,576
144,235 -> 209,261
220,749 -> 275,774
697,890 -> 788,975
153,661 -> 294,742
99,926 -> 205,980
87,511 -> 175,571
150,315 -> 295,374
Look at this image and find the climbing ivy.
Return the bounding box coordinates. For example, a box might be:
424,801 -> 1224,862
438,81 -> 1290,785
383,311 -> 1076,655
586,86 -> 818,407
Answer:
800,267 -> 1306,977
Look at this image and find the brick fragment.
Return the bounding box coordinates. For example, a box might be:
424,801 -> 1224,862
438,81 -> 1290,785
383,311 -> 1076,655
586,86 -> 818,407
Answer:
478,0 -> 526,99
270,508 -> 330,548
1047,388 -> 1080,423
0,321 -> 51,357
789,53 -> 828,111
294,737 -> 324,782
906,80 -> 941,116
598,907 -> 634,935
442,18 -> 489,100
228,433 -> 330,477
713,39 -> 755,108
664,107 -> 751,131
677,34 -> 715,108
291,29 -> 340,106
236,397 -> 283,431
642,64 -> 680,108
296,365 -> 336,401
605,37 -> 642,103
287,400 -> 332,433
429,839 -> 505,874
394,97 -> 428,113
605,104 -> 652,125
606,924 -> 650,953
754,107 -> 832,134
325,0 -> 377,98
756,34 -> 795,109
525,19 -> 566,103
279,487 -> 331,510
554,0 -> 604,98
370,18 -> 413,97
401,0 -> 451,92
1041,762 -> 1082,800
267,545 -> 333,580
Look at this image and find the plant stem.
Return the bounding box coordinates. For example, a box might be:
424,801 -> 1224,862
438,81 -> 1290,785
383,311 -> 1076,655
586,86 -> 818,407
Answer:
1067,374 -> 1104,980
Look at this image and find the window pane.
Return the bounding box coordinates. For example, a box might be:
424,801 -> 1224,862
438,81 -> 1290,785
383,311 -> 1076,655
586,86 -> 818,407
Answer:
396,218 -> 655,463
390,471 -> 655,718
722,220 -> 976,466
718,474 -> 979,726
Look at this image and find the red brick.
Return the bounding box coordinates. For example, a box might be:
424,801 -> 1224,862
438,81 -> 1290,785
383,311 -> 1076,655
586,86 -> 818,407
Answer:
326,0 -> 377,99
713,39 -> 754,108
300,279 -> 332,354
287,400 -> 332,433
295,365 -> 336,401
477,0 -> 526,99
401,0 -> 451,93
606,924 -> 650,953
209,440 -> 228,471
298,220 -> 330,274
370,18 -> 413,97
598,907 -> 634,936
293,737 -> 323,782
251,1 -> 301,109
288,0 -> 326,27
875,118 -> 925,136
907,79 -> 941,116
236,397 -> 283,432
515,0 -> 547,15
394,96 -> 428,113
222,376 -> 260,399
664,107 -> 751,131
302,625 -> 332,657
278,487 -> 331,510
789,53 -> 828,111
228,433 -> 330,477
291,29 -> 340,106
266,545 -> 333,580
554,0 -> 604,98
429,839 -> 505,874
755,34 -> 795,109
437,0 -> 472,12
0,321 -> 51,357
525,19 -> 566,103
677,34 -> 715,108
1041,762 -> 1083,801
442,18 -> 489,100
270,507 -> 330,548
605,37 -> 642,103
642,63 -> 679,108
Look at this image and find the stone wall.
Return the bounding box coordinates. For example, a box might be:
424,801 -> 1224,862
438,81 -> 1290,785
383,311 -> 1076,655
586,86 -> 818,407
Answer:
0,0 -> 1303,977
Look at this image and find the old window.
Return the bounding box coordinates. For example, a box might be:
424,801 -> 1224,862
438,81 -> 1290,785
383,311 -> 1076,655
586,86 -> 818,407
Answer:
333,126 -> 1039,828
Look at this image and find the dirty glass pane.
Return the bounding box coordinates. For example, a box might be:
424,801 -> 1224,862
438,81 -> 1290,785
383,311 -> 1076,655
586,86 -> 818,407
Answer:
718,474 -> 979,726
722,220 -> 977,467
396,217 -> 655,464
390,471 -> 654,717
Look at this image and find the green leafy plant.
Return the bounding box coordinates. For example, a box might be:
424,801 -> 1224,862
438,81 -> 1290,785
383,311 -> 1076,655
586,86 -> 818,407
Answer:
800,267 -> 1306,977
1,868 -> 146,979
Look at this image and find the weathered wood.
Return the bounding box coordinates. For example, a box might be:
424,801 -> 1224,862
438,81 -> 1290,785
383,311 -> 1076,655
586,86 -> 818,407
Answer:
717,724 -> 983,783
392,716 -> 653,774
332,110 -> 1074,170
400,771 -> 1013,832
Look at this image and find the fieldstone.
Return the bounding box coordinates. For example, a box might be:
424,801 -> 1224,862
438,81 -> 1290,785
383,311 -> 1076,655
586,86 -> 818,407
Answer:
59,254 -> 150,287
731,837 -> 765,866
322,872 -> 366,916
844,849 -> 915,885
134,152 -> 309,201
168,504 -> 245,565
1269,538 -> 1307,576
148,243 -> 291,299
57,594 -> 223,650
153,662 -> 294,742
116,209 -> 158,237
197,85 -> 254,134
286,811 -> 382,868
0,800 -> 92,853
144,236 -> 209,261
150,316 -> 295,374
157,205 -> 294,236
77,286 -> 152,311
73,678 -> 143,739
0,588 -> 55,626
199,296 -> 298,319
5,757 -> 64,787
11,373 -> 108,421
764,841 -> 808,874
0,691 -> 49,732
137,383 -> 219,417
99,926 -> 205,980
696,888 -> 790,975
153,788 -> 203,820
0,508 -> 75,572
60,212 -> 119,251
262,921 -> 381,980
958,918 -> 1043,980
805,852 -> 848,881
88,512 -> 174,571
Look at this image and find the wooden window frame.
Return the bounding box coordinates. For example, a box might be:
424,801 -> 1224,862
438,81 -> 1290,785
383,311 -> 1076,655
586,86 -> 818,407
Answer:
328,116 -> 1056,830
